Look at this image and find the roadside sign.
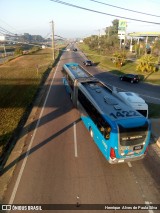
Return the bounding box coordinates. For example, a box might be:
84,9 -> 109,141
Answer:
118,20 -> 127,40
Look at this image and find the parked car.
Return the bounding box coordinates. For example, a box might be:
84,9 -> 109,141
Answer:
83,60 -> 93,66
120,74 -> 140,83
73,48 -> 77,51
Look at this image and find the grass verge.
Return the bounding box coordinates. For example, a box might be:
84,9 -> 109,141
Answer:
0,47 -> 63,159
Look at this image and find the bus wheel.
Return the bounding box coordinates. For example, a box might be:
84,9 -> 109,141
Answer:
89,128 -> 94,138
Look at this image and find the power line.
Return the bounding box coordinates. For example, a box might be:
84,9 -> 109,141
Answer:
0,18 -> 19,34
55,34 -> 66,40
89,0 -> 160,18
44,32 -> 51,39
0,26 -> 15,35
50,0 -> 160,25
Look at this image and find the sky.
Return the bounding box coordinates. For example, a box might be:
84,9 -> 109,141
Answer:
0,0 -> 160,39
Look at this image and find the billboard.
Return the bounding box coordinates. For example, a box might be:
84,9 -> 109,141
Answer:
118,20 -> 127,39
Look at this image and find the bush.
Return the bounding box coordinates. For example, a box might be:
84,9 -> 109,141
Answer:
136,55 -> 157,73
112,51 -> 127,67
14,47 -> 23,55
30,46 -> 41,53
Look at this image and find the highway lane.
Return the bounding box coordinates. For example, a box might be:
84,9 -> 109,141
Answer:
3,48 -> 160,213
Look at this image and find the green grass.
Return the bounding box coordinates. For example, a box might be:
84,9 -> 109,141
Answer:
0,47 -> 62,156
78,43 -> 160,85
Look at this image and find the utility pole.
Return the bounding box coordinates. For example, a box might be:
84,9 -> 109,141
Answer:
50,20 -> 55,61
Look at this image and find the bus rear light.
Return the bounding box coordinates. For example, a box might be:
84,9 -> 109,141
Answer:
110,148 -> 116,159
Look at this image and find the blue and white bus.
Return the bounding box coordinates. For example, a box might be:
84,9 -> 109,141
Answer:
62,63 -> 151,164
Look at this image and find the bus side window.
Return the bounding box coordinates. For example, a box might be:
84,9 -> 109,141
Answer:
78,89 -> 111,140
99,126 -> 105,134
104,126 -> 111,139
98,118 -> 111,140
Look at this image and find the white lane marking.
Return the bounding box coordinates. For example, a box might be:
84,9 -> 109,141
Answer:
145,201 -> 155,213
73,122 -> 78,157
127,162 -> 132,167
8,62 -> 60,206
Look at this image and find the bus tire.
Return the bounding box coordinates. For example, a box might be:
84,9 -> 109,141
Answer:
89,128 -> 94,138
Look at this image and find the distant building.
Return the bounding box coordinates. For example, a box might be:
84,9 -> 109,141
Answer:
0,34 -> 16,42
0,35 -> 7,41
42,45 -> 46,49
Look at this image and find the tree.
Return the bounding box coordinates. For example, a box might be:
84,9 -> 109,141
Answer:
83,35 -> 98,50
105,19 -> 119,36
136,55 -> 157,73
83,19 -> 119,54
18,33 -> 45,43
112,51 -> 127,67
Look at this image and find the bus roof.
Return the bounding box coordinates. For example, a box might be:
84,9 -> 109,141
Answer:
80,81 -> 144,123
63,62 -> 91,79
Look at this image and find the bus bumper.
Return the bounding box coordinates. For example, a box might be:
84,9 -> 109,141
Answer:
108,154 -> 145,164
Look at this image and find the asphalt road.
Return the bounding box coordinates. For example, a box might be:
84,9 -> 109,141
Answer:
3,46 -> 160,213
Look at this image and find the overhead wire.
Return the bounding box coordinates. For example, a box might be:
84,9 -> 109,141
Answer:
50,0 -> 160,25
55,34 -> 66,40
0,26 -> 15,35
89,0 -> 160,18
0,18 -> 19,34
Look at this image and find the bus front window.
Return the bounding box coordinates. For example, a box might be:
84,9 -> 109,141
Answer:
118,123 -> 148,146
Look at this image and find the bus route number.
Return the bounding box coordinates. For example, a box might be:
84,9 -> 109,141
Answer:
110,111 -> 139,119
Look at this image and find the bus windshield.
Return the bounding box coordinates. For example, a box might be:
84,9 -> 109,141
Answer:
118,122 -> 148,146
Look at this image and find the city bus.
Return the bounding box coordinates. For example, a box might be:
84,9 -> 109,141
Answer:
62,62 -> 151,164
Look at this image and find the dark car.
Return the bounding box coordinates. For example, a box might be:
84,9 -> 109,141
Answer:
73,48 -> 77,51
120,74 -> 140,83
83,60 -> 93,66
